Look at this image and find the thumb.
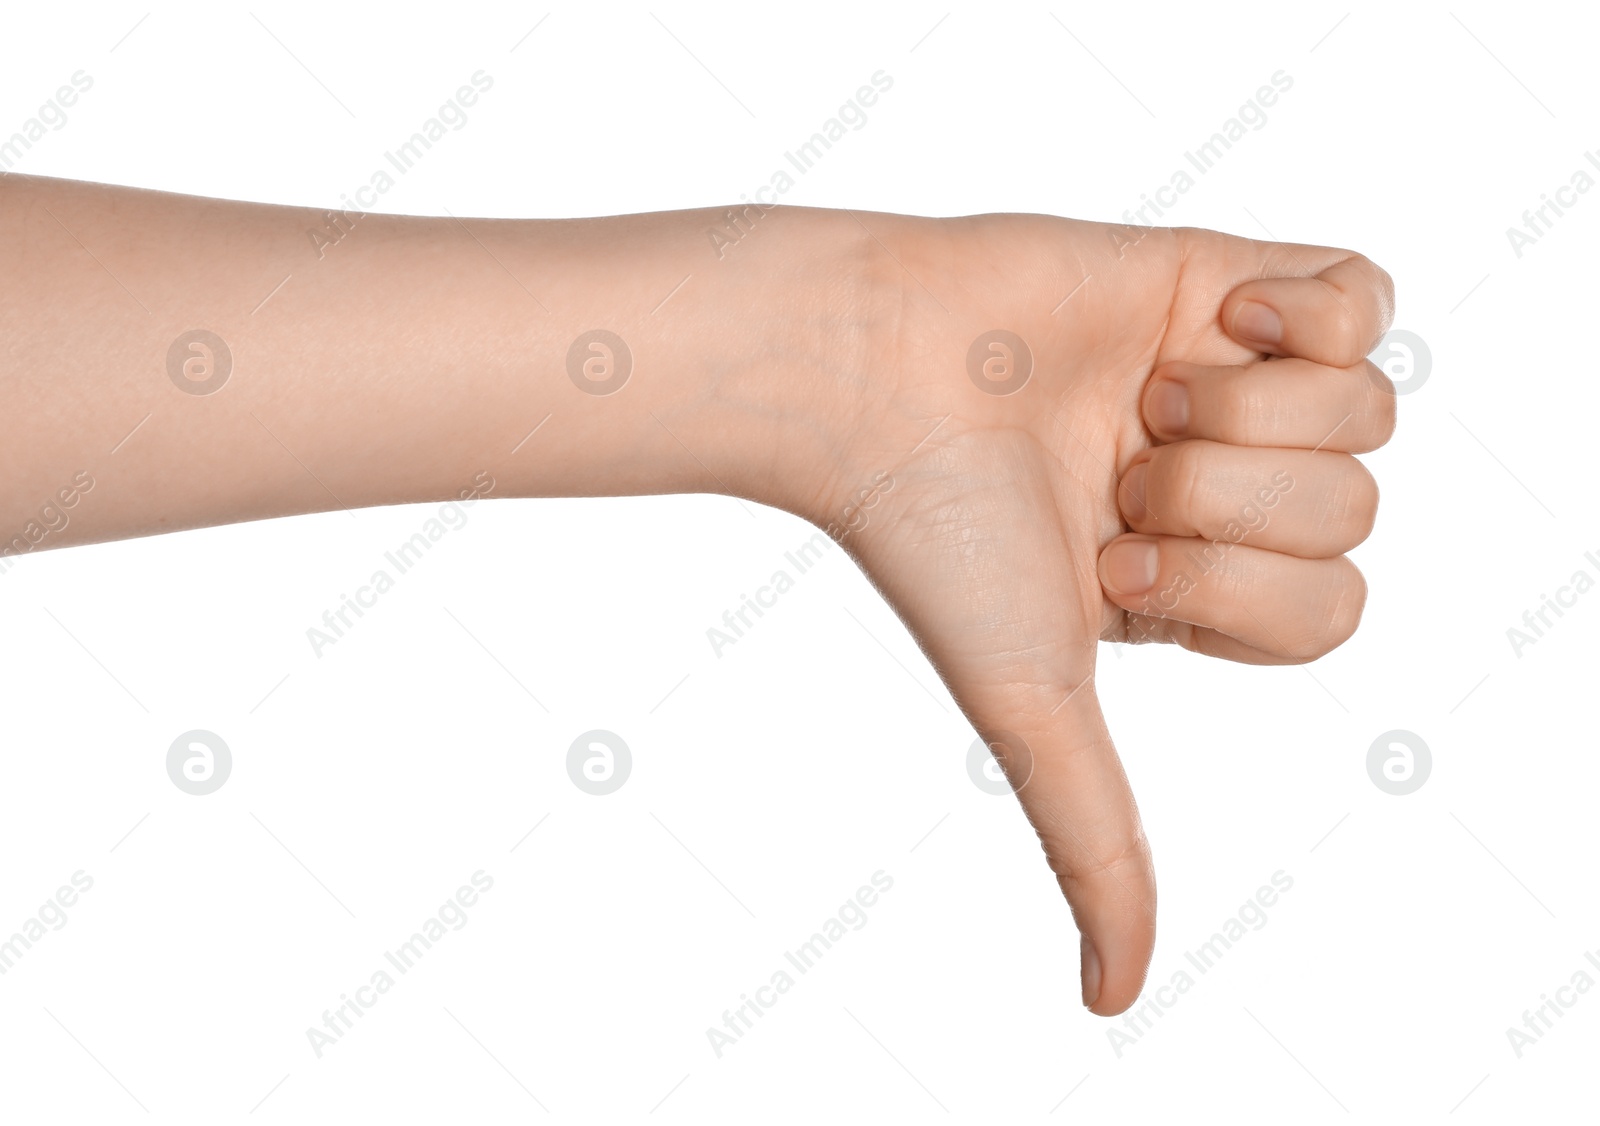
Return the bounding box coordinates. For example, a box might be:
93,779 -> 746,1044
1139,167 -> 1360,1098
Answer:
979,677 -> 1157,1015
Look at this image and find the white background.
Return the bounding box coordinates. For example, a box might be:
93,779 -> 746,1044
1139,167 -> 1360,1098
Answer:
0,2 -> 1593,1122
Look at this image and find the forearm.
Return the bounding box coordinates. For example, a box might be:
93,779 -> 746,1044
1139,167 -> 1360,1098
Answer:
0,175 -> 869,555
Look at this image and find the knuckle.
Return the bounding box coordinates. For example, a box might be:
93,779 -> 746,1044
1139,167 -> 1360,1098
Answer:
1324,559 -> 1368,650
1339,251 -> 1396,347
1154,442 -> 1210,531
1330,457 -> 1380,548
1221,365 -> 1275,443
1351,462 -> 1381,543
1327,303 -> 1364,355
1367,366 -> 1400,446
1279,560 -> 1366,661
1041,821 -> 1153,899
1367,259 -> 1398,334
1279,628 -> 1333,663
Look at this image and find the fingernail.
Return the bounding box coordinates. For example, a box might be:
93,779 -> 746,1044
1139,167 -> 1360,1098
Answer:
1081,933 -> 1101,1009
1102,538 -> 1158,596
1120,462 -> 1150,521
1146,379 -> 1189,435
1233,300 -> 1282,346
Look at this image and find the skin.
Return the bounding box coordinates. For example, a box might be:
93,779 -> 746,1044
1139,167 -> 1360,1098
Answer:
0,174 -> 1395,1016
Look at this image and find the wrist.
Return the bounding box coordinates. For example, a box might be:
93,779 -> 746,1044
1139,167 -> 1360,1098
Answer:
546,204 -> 873,523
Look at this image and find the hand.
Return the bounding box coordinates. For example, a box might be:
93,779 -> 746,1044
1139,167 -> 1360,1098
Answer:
811,212 -> 1396,1014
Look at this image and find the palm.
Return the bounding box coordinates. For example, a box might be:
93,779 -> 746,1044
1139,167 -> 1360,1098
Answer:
848,223 -> 1198,695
